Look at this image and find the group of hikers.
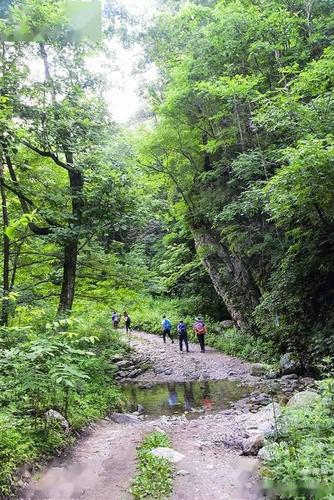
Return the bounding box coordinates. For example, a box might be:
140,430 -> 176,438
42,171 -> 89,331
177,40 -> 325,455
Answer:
111,311 -> 208,353
111,311 -> 132,333
162,316 -> 208,353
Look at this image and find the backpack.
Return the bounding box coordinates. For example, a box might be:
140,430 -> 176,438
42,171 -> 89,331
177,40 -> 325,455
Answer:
163,319 -> 171,330
194,321 -> 206,334
178,323 -> 187,334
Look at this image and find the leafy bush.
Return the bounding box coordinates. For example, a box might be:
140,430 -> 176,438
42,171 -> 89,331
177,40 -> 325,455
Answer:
263,379 -> 334,499
0,307 -> 126,496
130,432 -> 173,499
206,328 -> 278,364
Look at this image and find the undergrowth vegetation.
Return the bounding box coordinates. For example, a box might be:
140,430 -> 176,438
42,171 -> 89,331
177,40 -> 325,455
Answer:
130,431 -> 173,499
263,380 -> 334,499
0,307 -> 126,497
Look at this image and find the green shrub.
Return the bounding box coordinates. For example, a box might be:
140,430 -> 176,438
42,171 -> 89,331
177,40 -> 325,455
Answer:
263,379 -> 334,499
206,328 -> 278,364
0,416 -> 36,496
130,432 -> 173,499
0,307 -> 126,496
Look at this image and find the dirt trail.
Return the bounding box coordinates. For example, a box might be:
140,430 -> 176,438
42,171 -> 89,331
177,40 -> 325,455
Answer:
21,332 -> 262,500
129,331 -> 255,384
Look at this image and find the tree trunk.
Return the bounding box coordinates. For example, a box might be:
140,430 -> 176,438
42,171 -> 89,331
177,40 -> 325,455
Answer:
58,240 -> 78,314
57,154 -> 84,315
0,156 -> 10,326
193,226 -> 261,331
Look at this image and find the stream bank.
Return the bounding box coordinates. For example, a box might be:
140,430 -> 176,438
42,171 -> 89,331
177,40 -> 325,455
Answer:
20,331 -> 316,500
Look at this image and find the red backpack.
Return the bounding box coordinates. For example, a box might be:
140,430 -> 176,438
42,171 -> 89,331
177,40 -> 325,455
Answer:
194,321 -> 206,334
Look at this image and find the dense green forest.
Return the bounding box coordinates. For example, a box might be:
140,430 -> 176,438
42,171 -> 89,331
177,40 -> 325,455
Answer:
0,0 -> 333,497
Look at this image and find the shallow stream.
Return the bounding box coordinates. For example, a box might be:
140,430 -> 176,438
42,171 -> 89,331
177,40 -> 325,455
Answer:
122,379 -> 252,419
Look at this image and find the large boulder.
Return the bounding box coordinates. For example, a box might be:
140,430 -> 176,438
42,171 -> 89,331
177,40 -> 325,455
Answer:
242,402 -> 281,438
110,412 -> 141,424
280,353 -> 301,375
242,434 -> 264,456
287,390 -> 320,409
150,447 -> 184,463
45,410 -> 69,433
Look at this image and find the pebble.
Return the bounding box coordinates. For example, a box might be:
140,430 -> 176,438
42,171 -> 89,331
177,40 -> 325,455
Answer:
176,469 -> 190,476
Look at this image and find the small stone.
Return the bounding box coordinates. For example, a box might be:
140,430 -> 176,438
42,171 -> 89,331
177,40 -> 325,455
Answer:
257,446 -> 273,461
281,374 -> 298,380
266,371 -> 280,380
45,409 -> 69,433
299,377 -> 316,387
242,434 -> 264,455
250,364 -> 268,377
21,468 -> 31,479
111,354 -> 123,363
176,469 -> 190,476
115,359 -> 132,369
137,404 -> 145,415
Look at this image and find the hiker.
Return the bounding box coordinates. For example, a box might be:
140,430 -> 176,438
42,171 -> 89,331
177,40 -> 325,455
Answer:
177,320 -> 189,353
193,317 -> 207,352
112,311 -> 120,329
161,315 -> 174,343
124,311 -> 132,333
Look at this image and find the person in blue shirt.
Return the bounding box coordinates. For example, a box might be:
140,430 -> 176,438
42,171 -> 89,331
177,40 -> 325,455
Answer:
161,315 -> 174,343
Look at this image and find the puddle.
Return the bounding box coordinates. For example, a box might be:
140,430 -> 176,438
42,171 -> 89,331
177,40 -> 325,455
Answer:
122,380 -> 251,419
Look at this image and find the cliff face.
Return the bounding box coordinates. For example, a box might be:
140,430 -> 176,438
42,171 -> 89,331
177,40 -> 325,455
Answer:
193,227 -> 261,332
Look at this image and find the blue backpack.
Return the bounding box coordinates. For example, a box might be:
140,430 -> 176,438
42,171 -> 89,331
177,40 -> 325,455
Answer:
178,322 -> 187,334
163,319 -> 171,330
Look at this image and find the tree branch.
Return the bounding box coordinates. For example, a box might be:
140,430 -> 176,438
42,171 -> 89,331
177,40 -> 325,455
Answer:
21,140 -> 75,172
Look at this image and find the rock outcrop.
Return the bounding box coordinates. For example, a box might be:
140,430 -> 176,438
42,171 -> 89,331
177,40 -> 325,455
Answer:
279,353 -> 301,375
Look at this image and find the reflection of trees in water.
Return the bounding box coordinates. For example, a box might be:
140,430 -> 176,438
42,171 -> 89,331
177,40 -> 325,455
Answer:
126,384 -> 138,411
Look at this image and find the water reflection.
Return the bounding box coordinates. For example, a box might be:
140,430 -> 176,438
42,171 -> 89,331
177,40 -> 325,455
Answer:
201,381 -> 213,412
184,382 -> 194,411
122,379 -> 250,419
167,382 -> 178,407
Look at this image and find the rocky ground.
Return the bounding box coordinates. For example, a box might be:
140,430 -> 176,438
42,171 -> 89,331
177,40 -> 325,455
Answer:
20,331 -> 317,500
116,331 -> 258,383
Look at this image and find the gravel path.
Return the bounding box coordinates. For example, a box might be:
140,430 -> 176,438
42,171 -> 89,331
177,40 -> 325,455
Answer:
21,332 -> 262,500
129,331 -> 258,384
